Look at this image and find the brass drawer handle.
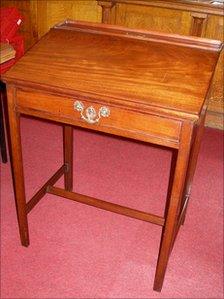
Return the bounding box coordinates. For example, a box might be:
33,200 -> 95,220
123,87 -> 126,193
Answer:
74,100 -> 110,124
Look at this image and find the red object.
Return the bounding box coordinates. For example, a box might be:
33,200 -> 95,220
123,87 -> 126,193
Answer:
0,7 -> 24,75
0,7 -> 23,42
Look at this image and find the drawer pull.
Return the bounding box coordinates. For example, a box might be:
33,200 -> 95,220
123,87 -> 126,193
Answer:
74,100 -> 110,124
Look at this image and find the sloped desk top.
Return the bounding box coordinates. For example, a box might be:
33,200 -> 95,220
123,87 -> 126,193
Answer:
3,20 -> 222,119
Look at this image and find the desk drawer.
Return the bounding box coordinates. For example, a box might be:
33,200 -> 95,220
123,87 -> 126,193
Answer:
16,89 -> 181,148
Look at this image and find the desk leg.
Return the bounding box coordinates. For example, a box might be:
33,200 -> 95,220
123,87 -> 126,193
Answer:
7,86 -> 29,247
63,125 -> 73,191
153,122 -> 193,291
181,113 -> 205,225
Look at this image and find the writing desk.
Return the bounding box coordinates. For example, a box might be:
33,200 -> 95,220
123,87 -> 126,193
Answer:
3,20 -> 222,292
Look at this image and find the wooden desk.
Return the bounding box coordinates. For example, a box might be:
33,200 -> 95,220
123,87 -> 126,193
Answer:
3,20 -> 222,292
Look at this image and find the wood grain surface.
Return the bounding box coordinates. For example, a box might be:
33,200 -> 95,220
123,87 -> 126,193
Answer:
1,0 -> 223,128
3,21 -> 221,118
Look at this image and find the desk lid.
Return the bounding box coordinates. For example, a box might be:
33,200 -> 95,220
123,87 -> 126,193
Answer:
2,20 -> 222,118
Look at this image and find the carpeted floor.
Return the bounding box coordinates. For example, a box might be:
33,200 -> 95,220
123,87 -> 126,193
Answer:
0,117 -> 223,298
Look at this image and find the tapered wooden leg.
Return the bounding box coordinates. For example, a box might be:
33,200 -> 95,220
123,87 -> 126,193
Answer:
181,113 -> 206,225
163,149 -> 177,221
153,122 -> 194,292
7,86 -> 29,247
63,125 -> 73,191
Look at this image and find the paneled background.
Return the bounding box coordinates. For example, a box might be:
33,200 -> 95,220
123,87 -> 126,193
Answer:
1,0 -> 223,129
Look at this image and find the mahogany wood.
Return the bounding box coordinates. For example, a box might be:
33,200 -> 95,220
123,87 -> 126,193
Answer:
1,0 -> 223,128
163,149 -> 177,225
48,186 -> 165,226
153,122 -> 193,291
3,20 -> 222,292
169,194 -> 189,256
181,110 -> 207,225
63,125 -> 73,191
15,88 -> 181,149
26,164 -> 66,214
6,85 -> 29,247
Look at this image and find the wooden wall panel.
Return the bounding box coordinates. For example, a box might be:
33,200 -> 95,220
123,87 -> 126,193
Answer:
71,0 -> 101,23
36,0 -> 101,39
114,4 -> 192,35
42,1 -> 73,36
35,1 -> 48,39
203,15 -> 224,40
203,15 -> 223,128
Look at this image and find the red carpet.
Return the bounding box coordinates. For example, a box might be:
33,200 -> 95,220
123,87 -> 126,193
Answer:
1,117 -> 223,298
